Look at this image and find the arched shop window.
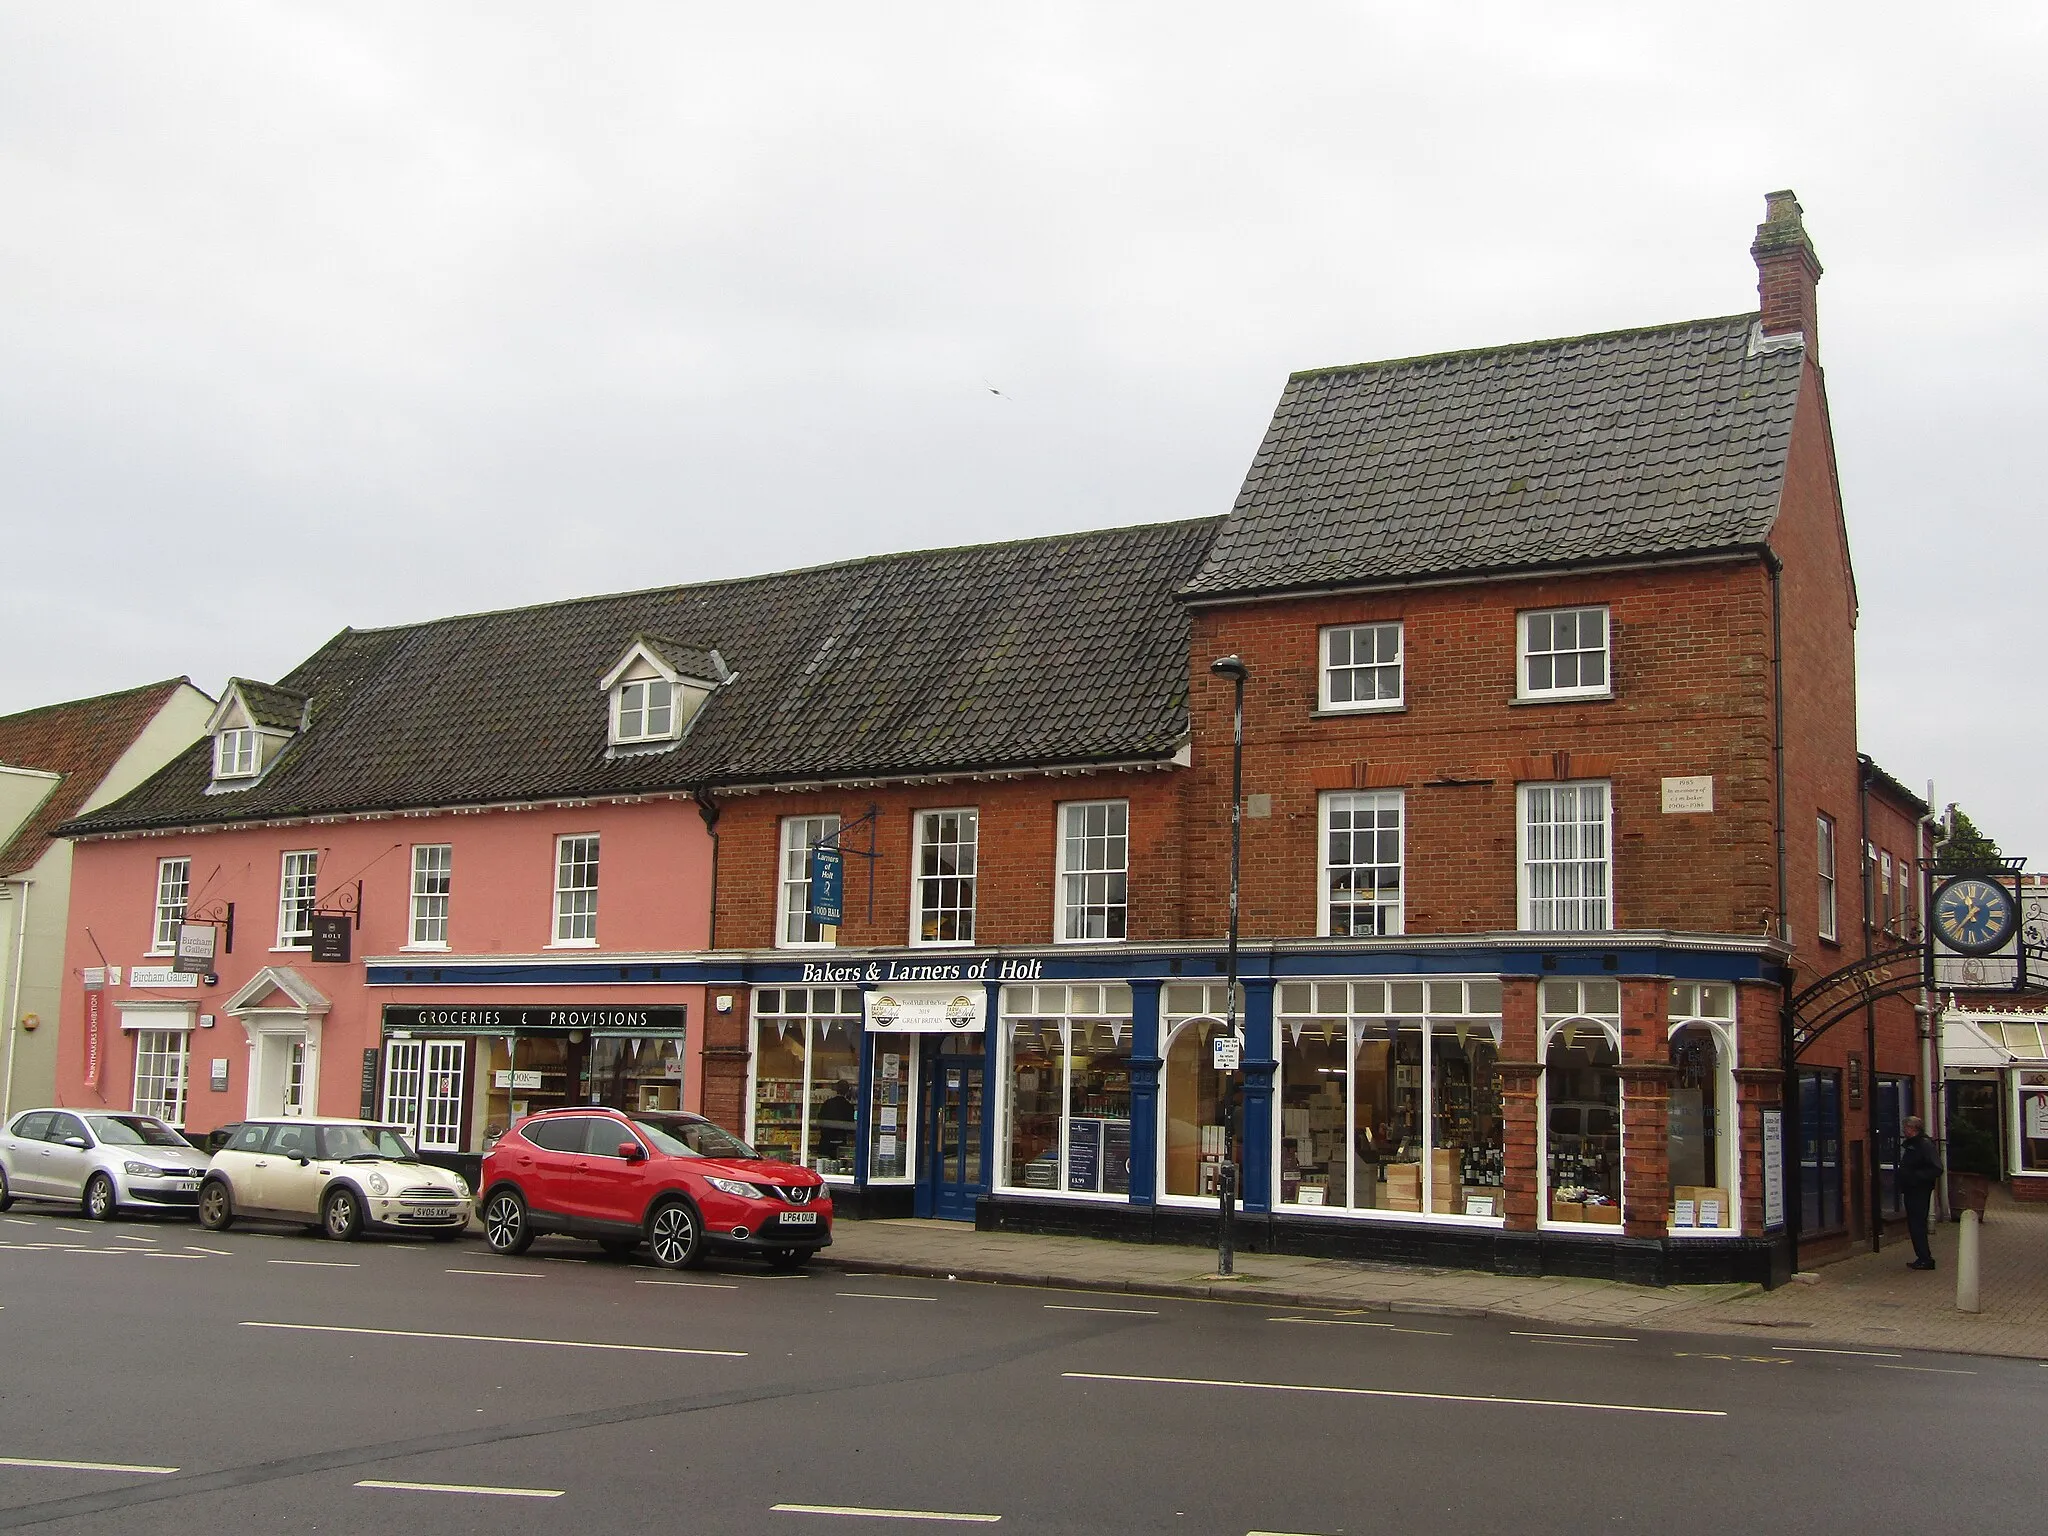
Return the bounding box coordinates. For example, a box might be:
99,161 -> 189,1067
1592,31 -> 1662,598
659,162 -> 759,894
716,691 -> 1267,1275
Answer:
750,988 -> 863,1180
1275,979 -> 1505,1218
1541,980 -> 1623,1224
999,984 -> 1133,1196
1667,984 -> 1737,1232
1161,983 -> 1242,1199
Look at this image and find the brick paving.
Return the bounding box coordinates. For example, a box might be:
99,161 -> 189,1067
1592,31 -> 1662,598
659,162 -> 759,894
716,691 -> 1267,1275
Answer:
826,1189 -> 2048,1359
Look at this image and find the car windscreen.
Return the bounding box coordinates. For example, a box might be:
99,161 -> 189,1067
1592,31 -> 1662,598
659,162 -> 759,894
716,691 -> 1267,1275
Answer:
318,1124 -> 419,1161
85,1115 -> 188,1149
629,1116 -> 760,1161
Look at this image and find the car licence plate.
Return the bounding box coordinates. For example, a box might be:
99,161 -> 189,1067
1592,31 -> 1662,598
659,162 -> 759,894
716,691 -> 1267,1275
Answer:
175,1180 -> 200,1193
779,1210 -> 818,1226
411,1206 -> 455,1220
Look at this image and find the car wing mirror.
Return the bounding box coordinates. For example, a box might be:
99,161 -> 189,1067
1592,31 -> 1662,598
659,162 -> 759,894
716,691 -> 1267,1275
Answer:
618,1140 -> 646,1161
63,1137 -> 88,1150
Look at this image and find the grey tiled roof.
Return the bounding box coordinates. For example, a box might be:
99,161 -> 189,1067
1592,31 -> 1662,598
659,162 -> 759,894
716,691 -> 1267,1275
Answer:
635,636 -> 730,684
229,678 -> 310,731
1183,313 -> 1806,599
63,518 -> 1221,836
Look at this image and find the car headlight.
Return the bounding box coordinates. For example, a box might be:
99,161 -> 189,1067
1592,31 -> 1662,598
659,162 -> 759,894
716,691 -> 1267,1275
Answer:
446,1176 -> 470,1199
122,1161 -> 160,1178
704,1176 -> 763,1200
365,1173 -> 390,1196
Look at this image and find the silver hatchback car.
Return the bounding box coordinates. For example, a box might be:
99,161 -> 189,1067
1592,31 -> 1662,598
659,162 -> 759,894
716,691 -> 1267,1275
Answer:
0,1108 -> 209,1220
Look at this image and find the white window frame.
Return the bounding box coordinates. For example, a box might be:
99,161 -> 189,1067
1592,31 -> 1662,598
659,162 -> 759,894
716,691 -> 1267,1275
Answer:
612,677 -> 677,745
276,850 -> 318,950
1518,780 -> 1612,932
553,834 -> 600,946
1056,800 -> 1129,943
1536,980 -> 1625,1228
777,815 -> 842,949
1666,983 -> 1740,1237
747,988 -> 869,1183
996,983 -> 1135,1199
1817,814 -> 1838,942
1879,850 -> 1895,933
214,727 -> 258,779
407,844 -> 452,948
1319,622 -> 1405,712
1517,606 -> 1611,700
132,1028 -> 192,1127
150,858 -> 191,954
1318,790 -> 1404,937
912,808 -> 978,947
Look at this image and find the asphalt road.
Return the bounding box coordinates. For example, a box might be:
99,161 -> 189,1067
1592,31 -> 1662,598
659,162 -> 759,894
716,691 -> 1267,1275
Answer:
0,1202 -> 2042,1535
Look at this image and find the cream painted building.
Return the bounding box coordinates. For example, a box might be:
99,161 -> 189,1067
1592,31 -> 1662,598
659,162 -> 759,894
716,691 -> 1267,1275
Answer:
0,679 -> 214,1116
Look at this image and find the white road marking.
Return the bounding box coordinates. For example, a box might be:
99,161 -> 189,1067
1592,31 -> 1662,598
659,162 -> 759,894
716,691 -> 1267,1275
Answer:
835,1292 -> 935,1303
241,1320 -> 746,1358
0,1456 -> 177,1475
185,1244 -> 234,1256
1511,1331 -> 1638,1343
637,1279 -> 740,1290
55,1227 -> 89,1235
1778,1346 -> 1902,1358
445,1269 -> 543,1278
144,1253 -> 207,1261
1064,1371 -> 1726,1419
1268,1316 -> 1451,1337
112,1235 -> 157,1244
1871,1363 -> 1976,1375
267,1259 -> 359,1269
1046,1303 -> 1160,1316
2,1218 -> 34,1226
773,1504 -> 1000,1523
1524,1339 -> 1613,1349
356,1479 -> 563,1499
63,1248 -> 132,1256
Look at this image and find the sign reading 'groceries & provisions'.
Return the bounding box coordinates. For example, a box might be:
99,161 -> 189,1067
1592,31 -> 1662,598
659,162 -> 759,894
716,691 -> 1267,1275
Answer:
381,1005 -> 687,1036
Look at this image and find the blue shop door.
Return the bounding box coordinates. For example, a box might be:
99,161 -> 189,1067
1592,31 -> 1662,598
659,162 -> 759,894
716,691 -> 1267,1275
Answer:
918,1054 -> 986,1221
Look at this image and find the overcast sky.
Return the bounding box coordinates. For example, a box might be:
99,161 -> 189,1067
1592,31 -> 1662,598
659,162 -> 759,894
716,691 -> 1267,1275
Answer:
4,4 -> 2043,854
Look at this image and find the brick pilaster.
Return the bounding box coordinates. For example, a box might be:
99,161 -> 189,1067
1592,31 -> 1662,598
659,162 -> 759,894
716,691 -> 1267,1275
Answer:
1498,976 -> 1541,1231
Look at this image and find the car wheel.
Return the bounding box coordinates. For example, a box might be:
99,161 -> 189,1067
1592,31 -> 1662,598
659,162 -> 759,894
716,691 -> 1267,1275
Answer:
198,1178 -> 236,1231
768,1247 -> 809,1271
322,1186 -> 363,1241
597,1237 -> 637,1258
647,1199 -> 703,1270
483,1189 -> 533,1255
83,1172 -> 119,1222
0,1166 -> 13,1212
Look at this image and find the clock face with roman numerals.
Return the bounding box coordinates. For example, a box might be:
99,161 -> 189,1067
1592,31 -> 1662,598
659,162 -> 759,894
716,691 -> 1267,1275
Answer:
1932,875 -> 2017,957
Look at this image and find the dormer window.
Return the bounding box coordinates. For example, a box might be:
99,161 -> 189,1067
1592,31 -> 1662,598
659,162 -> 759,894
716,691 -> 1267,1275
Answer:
615,678 -> 676,743
600,634 -> 731,756
214,727 -> 258,778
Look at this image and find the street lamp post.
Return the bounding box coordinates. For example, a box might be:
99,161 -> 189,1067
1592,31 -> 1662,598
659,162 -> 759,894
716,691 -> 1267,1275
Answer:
1209,654 -> 1249,1277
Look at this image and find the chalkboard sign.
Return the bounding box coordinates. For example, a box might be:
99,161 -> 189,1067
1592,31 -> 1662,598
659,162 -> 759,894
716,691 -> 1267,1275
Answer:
360,1048 -> 380,1119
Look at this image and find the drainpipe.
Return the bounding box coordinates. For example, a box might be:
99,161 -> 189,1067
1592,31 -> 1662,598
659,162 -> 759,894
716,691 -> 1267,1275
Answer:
1768,552 -> 1800,1272
1,877 -> 30,1119
693,788 -> 721,951
1921,793 -> 1948,1220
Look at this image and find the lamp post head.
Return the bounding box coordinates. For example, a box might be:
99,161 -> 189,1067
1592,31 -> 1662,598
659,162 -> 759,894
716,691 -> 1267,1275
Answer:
1209,655 -> 1249,685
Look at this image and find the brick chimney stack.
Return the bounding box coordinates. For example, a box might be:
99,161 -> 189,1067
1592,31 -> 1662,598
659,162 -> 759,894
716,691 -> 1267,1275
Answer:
1750,189 -> 1823,360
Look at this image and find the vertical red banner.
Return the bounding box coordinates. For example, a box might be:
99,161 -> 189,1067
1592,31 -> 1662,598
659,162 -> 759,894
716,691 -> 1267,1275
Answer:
82,987 -> 102,1090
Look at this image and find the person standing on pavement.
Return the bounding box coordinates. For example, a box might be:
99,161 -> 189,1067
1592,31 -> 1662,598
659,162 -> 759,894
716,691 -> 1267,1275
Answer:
1899,1115 -> 1944,1270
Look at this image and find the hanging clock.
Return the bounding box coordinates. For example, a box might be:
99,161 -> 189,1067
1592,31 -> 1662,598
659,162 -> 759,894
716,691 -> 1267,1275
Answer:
1931,875 -> 2018,957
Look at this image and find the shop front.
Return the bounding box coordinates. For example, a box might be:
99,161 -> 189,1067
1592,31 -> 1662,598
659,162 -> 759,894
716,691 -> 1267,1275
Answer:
1941,1007 -> 2048,1200
730,941 -> 1787,1284
375,1002 -> 689,1183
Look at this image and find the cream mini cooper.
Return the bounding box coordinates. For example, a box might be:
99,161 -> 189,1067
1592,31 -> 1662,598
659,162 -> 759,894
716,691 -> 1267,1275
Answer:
198,1118 -> 470,1241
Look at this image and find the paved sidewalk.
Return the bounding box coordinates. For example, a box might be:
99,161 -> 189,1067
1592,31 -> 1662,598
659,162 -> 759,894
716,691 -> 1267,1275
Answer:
827,1191 -> 2048,1360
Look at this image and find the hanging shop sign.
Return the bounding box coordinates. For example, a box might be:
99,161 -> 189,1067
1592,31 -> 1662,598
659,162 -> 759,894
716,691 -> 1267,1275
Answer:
381,1004 -> 688,1036
808,844 -> 844,927
864,984 -> 986,1034
173,921 -> 218,975
310,913 -> 353,963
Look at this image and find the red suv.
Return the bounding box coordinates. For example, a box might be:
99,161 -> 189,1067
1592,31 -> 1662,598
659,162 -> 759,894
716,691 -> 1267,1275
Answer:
477,1108 -> 832,1270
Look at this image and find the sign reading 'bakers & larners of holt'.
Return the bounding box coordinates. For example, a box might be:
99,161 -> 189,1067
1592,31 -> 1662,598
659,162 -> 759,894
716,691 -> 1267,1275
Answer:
381,1005 -> 687,1035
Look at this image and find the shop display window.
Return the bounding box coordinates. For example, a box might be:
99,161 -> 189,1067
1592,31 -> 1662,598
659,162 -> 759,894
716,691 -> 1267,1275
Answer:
868,1044 -> 916,1180
587,1036 -> 687,1115
1276,978 -> 1504,1218
1666,984 -> 1735,1232
999,984 -> 1132,1196
483,1035 -> 575,1142
751,988 -> 866,1180
1541,980 -> 1622,1224
2017,1071 -> 2048,1174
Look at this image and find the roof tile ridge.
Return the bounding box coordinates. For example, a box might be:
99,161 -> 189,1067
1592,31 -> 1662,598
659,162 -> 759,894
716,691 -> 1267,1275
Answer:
1286,311 -> 1763,383
336,515 -> 1229,639
0,676 -> 193,729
